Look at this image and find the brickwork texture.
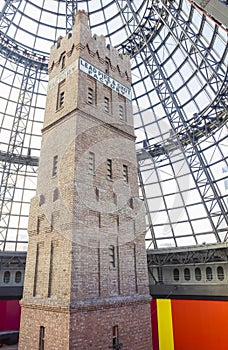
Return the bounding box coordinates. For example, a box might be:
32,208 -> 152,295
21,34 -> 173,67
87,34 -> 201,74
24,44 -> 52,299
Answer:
19,10 -> 152,350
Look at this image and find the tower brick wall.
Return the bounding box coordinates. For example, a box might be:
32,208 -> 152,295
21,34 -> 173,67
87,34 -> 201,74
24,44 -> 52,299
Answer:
19,10 -> 152,350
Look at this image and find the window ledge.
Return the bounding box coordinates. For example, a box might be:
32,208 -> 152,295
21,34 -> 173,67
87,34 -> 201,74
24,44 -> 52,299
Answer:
106,177 -> 113,182
87,102 -> 97,108
56,106 -> 64,112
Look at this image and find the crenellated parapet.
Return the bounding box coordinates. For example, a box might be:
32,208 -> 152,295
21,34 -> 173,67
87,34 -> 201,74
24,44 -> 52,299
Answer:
48,10 -> 131,84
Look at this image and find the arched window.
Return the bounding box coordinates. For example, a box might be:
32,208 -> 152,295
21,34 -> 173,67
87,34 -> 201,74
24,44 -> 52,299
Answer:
61,54 -> 66,69
3,271 -> 10,284
15,271 -> 22,283
206,267 -> 213,281
105,59 -> 109,74
217,266 -> 224,281
184,268 -> 191,281
195,267 -> 202,281
173,268 -> 180,281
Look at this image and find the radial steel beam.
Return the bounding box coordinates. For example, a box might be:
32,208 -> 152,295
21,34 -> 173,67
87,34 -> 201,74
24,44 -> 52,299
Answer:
0,0 -> 48,70
0,152 -> 39,167
138,168 -> 157,248
117,0 -> 228,245
0,0 -> 21,32
65,0 -> 90,34
65,0 -> 78,34
0,35 -> 48,71
0,62 -> 41,251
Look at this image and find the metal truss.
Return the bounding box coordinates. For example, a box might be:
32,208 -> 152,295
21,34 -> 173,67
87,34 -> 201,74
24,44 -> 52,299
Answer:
115,0 -> 228,247
138,168 -> 157,246
0,34 -> 48,71
65,0 -> 78,34
0,0 -> 21,33
0,152 -> 39,167
115,0 -> 164,54
0,0 -> 47,251
0,0 -> 48,69
0,63 -> 41,251
147,243 -> 228,266
65,0 -> 91,34
0,251 -> 26,270
147,244 -> 228,297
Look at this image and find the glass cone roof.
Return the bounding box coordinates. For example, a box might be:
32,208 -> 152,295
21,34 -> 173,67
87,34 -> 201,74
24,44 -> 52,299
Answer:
0,0 -> 227,251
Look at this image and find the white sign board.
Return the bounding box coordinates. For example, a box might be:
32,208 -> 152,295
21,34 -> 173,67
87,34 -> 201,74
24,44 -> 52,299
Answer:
79,57 -> 131,100
48,60 -> 78,91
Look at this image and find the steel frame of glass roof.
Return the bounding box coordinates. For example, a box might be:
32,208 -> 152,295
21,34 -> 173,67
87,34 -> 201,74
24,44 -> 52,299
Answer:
0,0 -> 227,251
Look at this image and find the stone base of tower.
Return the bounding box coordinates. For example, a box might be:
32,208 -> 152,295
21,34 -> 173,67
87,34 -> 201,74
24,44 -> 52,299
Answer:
19,296 -> 152,350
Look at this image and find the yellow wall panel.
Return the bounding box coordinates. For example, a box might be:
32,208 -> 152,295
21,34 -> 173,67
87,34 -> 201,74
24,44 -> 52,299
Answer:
157,299 -> 174,350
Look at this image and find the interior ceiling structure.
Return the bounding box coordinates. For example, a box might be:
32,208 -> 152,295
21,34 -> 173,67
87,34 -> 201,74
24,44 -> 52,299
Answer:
0,0 -> 227,251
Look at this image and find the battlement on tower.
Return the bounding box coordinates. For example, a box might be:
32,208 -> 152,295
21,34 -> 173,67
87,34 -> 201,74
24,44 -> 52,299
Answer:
44,9 -> 133,132
48,10 -> 131,85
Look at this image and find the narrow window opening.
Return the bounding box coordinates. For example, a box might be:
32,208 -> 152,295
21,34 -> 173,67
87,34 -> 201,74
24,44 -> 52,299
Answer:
33,244 -> 39,297
61,54 -> 66,69
129,197 -> 134,209
59,91 -> 64,107
118,94 -> 126,121
105,59 -> 109,74
56,81 -> 65,110
39,194 -> 45,206
123,165 -> 128,183
89,152 -> 95,174
98,213 -> 101,228
119,105 -> 124,120
88,87 -> 94,105
112,325 -> 119,349
107,159 -> 112,179
51,211 -> 59,231
51,214 -> 54,231
37,217 -> 41,233
53,188 -> 59,202
104,96 -> 110,113
52,155 -> 58,177
39,326 -> 45,350
109,245 -> 115,269
87,77 -> 96,105
48,243 -> 54,298
117,216 -> 120,230
113,192 -> 117,205
95,187 -> 99,201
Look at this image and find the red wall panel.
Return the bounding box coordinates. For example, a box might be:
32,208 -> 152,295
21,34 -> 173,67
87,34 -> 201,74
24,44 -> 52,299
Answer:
151,299 -> 228,350
171,299 -> 228,350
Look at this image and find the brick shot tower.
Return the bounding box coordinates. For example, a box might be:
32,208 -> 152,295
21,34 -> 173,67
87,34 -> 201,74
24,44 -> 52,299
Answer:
19,11 -> 152,350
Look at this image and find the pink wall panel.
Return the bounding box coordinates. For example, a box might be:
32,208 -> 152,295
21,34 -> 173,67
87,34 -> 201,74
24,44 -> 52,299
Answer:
0,300 -> 21,331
